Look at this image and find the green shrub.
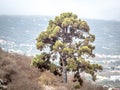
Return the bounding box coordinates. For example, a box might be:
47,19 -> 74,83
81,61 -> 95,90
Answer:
73,83 -> 81,89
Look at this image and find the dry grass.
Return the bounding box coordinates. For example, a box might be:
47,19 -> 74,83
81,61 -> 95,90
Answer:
38,71 -> 61,86
80,80 -> 108,90
0,48 -> 41,90
0,48 -> 107,90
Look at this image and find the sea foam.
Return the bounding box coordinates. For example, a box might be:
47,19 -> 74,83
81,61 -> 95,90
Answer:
95,53 -> 120,59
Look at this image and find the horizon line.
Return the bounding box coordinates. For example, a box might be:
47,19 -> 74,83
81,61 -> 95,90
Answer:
0,14 -> 119,22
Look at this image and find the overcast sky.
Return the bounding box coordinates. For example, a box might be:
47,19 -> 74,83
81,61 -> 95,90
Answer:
0,0 -> 120,21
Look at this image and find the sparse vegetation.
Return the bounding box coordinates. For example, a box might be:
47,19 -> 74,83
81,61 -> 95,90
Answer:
38,71 -> 60,86
0,48 -> 107,90
0,48 -> 41,90
73,83 -> 81,89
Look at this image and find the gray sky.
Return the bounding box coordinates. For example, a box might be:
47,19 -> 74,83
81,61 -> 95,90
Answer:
0,0 -> 120,21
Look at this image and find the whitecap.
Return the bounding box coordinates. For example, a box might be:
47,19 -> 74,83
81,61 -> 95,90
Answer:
19,43 -> 34,47
0,39 -> 7,45
95,53 -> 120,59
110,75 -> 120,81
96,75 -> 109,82
8,49 -> 23,54
102,46 -> 110,50
0,39 -> 15,46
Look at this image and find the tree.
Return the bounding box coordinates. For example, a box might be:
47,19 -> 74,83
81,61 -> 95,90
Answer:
31,12 -> 103,86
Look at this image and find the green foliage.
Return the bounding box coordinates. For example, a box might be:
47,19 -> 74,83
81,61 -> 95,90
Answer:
31,53 -> 51,71
67,58 -> 77,71
32,12 -> 103,86
31,54 -> 43,67
36,42 -> 45,50
62,47 -> 74,55
85,34 -> 95,42
62,18 -> 73,27
49,63 -> 58,73
78,46 -> 91,55
79,21 -> 90,32
73,83 -> 81,89
53,40 -> 64,52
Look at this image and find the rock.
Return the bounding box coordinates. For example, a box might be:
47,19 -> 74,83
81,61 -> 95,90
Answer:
0,79 -> 7,90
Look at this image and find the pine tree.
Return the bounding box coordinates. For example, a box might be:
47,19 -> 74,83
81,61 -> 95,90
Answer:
31,12 -> 103,85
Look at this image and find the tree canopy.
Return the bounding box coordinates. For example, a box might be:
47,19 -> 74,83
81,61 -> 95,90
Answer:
31,12 -> 103,86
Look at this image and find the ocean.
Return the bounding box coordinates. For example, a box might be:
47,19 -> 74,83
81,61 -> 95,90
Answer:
0,15 -> 120,88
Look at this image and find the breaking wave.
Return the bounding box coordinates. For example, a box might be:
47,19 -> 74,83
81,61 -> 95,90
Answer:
0,39 -> 15,45
95,53 -> 120,59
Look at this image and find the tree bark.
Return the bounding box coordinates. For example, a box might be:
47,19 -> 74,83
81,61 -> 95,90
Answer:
63,60 -> 67,83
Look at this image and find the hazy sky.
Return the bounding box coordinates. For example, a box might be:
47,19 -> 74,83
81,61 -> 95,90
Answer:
0,0 -> 120,21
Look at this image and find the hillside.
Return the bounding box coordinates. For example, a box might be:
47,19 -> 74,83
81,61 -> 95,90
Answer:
0,48 -> 108,90
0,48 -> 42,90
